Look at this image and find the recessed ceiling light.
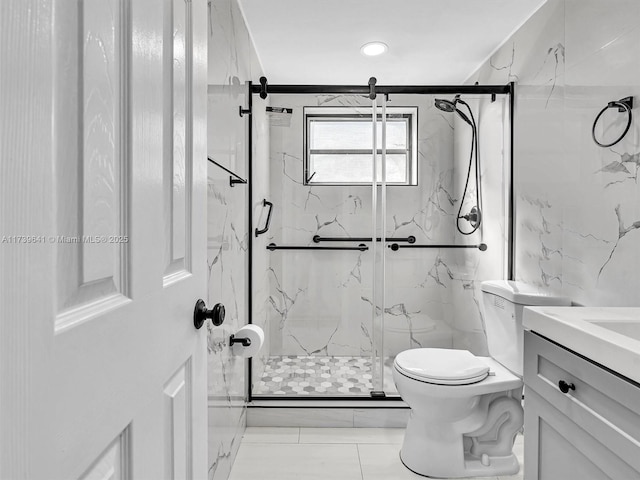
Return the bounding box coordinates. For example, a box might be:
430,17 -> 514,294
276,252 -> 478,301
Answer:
361,42 -> 388,57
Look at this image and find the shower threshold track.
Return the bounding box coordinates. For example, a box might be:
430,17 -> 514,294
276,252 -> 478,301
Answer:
254,355 -> 398,397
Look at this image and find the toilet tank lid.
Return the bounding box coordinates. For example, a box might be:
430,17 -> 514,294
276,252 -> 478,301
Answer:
481,280 -> 571,306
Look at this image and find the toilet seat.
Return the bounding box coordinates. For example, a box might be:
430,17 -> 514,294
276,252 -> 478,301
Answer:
394,348 -> 490,385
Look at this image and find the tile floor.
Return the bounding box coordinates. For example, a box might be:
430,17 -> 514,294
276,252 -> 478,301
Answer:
229,427 -> 524,480
254,356 -> 397,396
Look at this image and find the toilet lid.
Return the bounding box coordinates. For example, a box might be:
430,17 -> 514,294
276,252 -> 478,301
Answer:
394,348 -> 490,385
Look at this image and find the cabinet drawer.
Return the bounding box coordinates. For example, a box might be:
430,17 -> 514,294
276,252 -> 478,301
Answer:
524,331 -> 640,474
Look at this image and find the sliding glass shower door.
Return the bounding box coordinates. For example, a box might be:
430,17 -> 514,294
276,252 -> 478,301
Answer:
370,94 -> 419,396
251,92 -> 383,397
250,86 -> 511,399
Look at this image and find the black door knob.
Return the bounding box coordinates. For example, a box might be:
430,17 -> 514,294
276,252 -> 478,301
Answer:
558,380 -> 575,394
193,299 -> 225,329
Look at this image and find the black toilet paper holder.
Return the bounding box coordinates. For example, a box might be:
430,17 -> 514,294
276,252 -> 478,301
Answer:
229,335 -> 251,347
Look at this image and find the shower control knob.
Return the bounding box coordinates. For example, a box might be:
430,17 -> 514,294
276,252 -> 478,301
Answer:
558,380 -> 575,394
461,206 -> 481,229
193,299 -> 225,329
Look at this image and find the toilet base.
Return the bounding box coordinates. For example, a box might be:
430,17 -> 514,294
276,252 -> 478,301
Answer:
398,403 -> 521,478
399,450 -> 519,479
393,356 -> 523,478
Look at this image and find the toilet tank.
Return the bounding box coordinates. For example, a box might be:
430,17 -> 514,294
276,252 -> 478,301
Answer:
481,280 -> 571,376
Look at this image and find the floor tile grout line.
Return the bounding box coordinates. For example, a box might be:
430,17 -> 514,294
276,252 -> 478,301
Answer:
242,441 -> 300,444
355,444 -> 365,480
299,441 -> 403,445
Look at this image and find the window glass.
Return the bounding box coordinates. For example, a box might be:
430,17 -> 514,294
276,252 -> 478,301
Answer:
305,107 -> 417,186
309,154 -> 408,184
310,120 -> 407,150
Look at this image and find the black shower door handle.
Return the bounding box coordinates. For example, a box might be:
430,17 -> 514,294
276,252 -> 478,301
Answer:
255,199 -> 273,237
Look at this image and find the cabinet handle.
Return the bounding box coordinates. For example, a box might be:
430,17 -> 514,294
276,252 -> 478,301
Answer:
558,380 -> 575,394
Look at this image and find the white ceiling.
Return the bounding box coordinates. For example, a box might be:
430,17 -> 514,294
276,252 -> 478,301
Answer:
237,0 -> 546,85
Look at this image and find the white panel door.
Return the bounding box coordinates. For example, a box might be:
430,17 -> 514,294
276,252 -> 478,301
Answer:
0,0 -> 208,479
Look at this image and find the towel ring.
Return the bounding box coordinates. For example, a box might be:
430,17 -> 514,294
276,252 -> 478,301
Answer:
592,96 -> 633,148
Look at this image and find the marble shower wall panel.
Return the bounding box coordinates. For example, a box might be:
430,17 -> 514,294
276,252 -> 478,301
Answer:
207,0 -> 264,478
267,251 -> 372,357
454,96 -> 511,355
266,94 -> 375,359
449,96 -> 510,355
513,90 -> 566,290
264,93 -> 466,359
561,85 -> 640,306
561,0 -> 640,306
467,0 -> 640,307
467,0 -> 567,296
564,0 -> 640,89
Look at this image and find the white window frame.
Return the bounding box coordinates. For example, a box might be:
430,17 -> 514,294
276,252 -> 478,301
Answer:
303,106 -> 418,186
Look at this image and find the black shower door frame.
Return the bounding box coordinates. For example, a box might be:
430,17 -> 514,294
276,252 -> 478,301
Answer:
245,80 -> 516,402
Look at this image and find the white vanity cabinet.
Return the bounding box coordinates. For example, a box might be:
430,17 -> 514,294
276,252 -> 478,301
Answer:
524,331 -> 640,479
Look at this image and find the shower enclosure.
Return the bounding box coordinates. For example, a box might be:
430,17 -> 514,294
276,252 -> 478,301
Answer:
247,80 -> 514,399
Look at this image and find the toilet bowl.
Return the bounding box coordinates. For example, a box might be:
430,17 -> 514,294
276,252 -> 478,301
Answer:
393,349 -> 523,477
393,281 -> 571,478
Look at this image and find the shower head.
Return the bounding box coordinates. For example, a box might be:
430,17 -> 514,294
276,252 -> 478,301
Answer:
434,98 -> 457,113
435,96 -> 472,126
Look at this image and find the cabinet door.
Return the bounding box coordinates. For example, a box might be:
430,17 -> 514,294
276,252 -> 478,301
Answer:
524,388 -> 638,480
524,332 -> 640,480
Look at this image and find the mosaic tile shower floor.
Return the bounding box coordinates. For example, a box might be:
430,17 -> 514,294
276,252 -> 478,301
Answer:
254,356 -> 397,396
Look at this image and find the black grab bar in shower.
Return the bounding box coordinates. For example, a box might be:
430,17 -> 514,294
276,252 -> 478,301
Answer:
255,199 -> 273,237
313,235 -> 416,244
267,243 -> 368,252
388,243 -> 487,251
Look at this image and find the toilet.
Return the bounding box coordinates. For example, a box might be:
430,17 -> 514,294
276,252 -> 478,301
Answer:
392,280 -> 570,478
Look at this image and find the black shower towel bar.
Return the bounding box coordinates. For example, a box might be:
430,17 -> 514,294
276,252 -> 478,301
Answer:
207,157 -> 247,186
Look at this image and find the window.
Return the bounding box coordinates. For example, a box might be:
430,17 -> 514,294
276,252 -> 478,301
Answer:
304,107 -> 418,186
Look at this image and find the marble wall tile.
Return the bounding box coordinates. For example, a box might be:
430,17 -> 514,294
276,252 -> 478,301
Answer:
449,96 -> 510,355
468,0 -> 567,300
207,405 -> 246,480
467,0 -> 640,308
207,0 -> 264,478
564,0 -> 640,87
